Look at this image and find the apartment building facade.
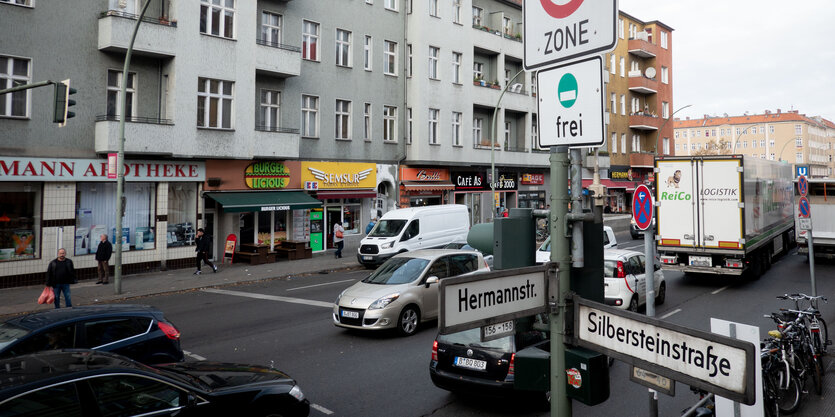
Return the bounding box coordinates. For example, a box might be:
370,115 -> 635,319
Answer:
673,110 -> 835,178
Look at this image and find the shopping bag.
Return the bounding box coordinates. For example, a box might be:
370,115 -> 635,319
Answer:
38,286 -> 54,305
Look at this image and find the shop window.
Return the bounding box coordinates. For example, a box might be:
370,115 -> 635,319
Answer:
167,183 -> 197,248
0,182 -> 41,262
343,200 -> 361,234
75,183 -> 156,255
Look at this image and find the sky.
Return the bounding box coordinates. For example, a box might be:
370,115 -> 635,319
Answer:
617,0 -> 835,122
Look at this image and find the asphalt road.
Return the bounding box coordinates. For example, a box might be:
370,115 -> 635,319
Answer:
135,234 -> 834,417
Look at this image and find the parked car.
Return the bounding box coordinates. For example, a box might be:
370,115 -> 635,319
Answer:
0,304 -> 184,364
630,216 -> 656,239
442,240 -> 494,268
0,349 -> 309,417
334,249 -> 490,336
603,248 -> 666,311
536,225 -> 617,264
357,204 -> 470,267
430,315 -> 549,397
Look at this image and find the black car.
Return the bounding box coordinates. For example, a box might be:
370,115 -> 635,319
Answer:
0,304 -> 184,364
430,315 -> 549,396
0,349 -> 310,417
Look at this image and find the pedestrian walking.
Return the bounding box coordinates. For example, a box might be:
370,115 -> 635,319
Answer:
94,234 -> 112,284
333,221 -> 345,258
194,228 -> 217,275
46,248 -> 75,309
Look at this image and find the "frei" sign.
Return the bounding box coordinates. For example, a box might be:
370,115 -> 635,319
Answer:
536,56 -> 605,148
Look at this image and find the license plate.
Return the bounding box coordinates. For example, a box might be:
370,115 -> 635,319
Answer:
689,256 -> 711,267
362,256 -> 373,261
454,357 -> 487,371
482,320 -> 514,339
341,310 -> 359,319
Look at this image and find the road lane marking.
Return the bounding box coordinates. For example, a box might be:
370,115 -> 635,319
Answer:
660,308 -> 681,319
286,279 -> 355,292
183,350 -> 206,361
711,286 -> 730,295
311,404 -> 334,415
201,288 -> 333,308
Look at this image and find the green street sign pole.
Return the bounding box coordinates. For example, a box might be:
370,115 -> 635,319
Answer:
550,145 -> 571,417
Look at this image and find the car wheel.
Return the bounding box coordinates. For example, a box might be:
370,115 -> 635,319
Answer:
397,306 -> 420,336
628,296 -> 639,312
655,282 -> 666,305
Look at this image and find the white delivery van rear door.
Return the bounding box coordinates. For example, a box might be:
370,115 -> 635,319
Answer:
656,159 -> 698,247
696,159 -> 744,249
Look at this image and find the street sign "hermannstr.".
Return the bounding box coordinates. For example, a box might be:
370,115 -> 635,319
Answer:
536,56 -> 605,148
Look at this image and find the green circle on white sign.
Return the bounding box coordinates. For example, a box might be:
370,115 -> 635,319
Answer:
558,73 -> 578,108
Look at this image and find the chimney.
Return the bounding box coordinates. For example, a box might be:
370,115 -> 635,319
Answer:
777,108 -> 781,114
686,117 -> 690,120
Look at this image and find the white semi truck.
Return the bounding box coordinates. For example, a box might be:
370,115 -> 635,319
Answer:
654,155 -> 794,278
796,179 -> 835,259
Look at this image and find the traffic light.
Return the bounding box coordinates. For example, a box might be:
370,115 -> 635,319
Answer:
53,79 -> 76,126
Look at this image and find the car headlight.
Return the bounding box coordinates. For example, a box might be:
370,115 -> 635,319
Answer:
381,241 -> 394,249
335,289 -> 347,304
288,385 -> 305,401
368,293 -> 400,310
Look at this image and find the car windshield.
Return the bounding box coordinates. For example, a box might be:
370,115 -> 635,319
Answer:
0,322 -> 29,350
603,260 -> 618,277
368,219 -> 407,237
437,328 -> 513,351
362,257 -> 429,285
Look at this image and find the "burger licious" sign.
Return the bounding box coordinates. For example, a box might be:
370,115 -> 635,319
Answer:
245,161 -> 290,189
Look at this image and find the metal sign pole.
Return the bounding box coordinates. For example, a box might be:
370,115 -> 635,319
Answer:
550,146 -> 572,417
809,227 -> 816,297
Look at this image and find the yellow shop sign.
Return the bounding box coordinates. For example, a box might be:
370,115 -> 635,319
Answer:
300,162 -> 376,189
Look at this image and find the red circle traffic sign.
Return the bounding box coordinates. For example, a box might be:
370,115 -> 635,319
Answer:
539,0 -> 585,19
632,184 -> 654,230
798,196 -> 811,218
798,175 -> 808,197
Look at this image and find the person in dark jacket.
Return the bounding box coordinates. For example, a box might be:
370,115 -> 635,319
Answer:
194,228 -> 217,275
95,234 -> 112,284
46,248 -> 76,309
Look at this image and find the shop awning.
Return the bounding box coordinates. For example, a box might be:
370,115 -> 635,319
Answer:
581,179 -> 641,192
402,181 -> 456,191
315,189 -> 378,199
205,191 -> 322,213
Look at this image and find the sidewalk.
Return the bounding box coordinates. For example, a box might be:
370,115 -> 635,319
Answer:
0,240 -> 363,318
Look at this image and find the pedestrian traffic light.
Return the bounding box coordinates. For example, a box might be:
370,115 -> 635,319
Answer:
53,79 -> 76,126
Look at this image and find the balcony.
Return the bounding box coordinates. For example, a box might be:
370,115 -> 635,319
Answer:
629,113 -> 662,131
628,74 -> 658,95
628,37 -> 659,59
255,39 -> 302,78
472,25 -> 523,55
630,152 -> 655,168
94,115 -> 175,155
471,81 -> 535,111
98,11 -> 177,58
251,127 -> 300,159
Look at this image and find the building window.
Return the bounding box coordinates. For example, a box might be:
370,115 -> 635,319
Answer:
761,139 -> 765,148
683,143 -> 688,151
363,103 -> 372,140
301,94 -> 319,137
663,138 -> 670,155
661,66 -> 668,84
106,70 -> 136,118
795,124 -> 802,135
452,111 -> 462,146
336,29 -> 352,67
610,54 -> 616,75
335,99 -> 352,140
618,18 -> 624,39
383,105 -> 397,142
770,140 -> 775,147
259,89 -> 280,130
384,40 -> 397,75
76,182 -> 156,254
660,31 -> 668,49
302,20 -> 319,61
612,132 -> 618,153
610,93 -> 616,113
620,95 -> 625,116
769,125 -> 775,134
532,116 -> 539,148
796,153 -> 803,163
632,134 -> 640,152
662,102 -> 669,119
428,46 -> 439,79
473,62 -> 484,80
796,137 -> 803,147
200,0 -> 235,39
363,35 -> 373,71
675,131 -> 680,139
385,0 -> 398,11
619,56 -> 625,77
453,0 -> 461,23
759,126 -> 765,134
675,143 -> 679,151
407,107 -> 412,144
621,134 -> 626,154
472,6 -> 482,26
770,153 -> 775,160
0,182 -> 40,262
473,118 -> 482,144
429,0 -> 438,17
167,183 -> 198,248
0,56 -> 30,118
428,108 -> 439,144
452,52 -> 462,84
260,11 -> 281,45
197,78 -> 233,129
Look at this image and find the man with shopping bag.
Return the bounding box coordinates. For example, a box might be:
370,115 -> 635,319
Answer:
46,248 -> 76,308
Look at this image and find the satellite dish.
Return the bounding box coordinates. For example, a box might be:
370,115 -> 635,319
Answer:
645,67 -> 656,79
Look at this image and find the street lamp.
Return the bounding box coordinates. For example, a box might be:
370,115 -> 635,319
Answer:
490,68 -> 524,219
777,139 -> 796,162
655,104 -> 692,155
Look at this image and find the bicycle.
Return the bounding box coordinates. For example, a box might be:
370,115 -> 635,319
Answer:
777,293 -> 829,358
762,314 -> 805,414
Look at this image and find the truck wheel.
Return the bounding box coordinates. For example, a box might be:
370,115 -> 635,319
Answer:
749,253 -> 763,280
765,251 -> 772,270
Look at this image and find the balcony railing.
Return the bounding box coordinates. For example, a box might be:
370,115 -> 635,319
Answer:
627,37 -> 659,59
473,142 -> 501,150
628,75 -> 658,95
96,115 -> 173,125
255,38 -> 302,53
472,25 -> 522,42
629,113 -> 662,131
255,125 -> 300,134
98,10 -> 177,27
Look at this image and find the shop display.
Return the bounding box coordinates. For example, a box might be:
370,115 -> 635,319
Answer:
167,223 -> 194,247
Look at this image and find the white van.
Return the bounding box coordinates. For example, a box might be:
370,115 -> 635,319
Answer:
357,205 -> 469,267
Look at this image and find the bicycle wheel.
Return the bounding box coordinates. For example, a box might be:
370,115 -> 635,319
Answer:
762,372 -> 781,417
776,374 -> 801,414
809,355 -> 822,395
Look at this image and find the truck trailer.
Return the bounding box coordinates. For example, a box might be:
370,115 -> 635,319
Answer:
654,155 -> 794,277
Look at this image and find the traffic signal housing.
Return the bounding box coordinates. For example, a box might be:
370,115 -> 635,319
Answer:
53,79 -> 76,126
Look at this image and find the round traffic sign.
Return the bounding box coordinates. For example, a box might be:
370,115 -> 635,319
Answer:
539,0 -> 585,19
632,184 -> 654,230
798,196 -> 811,218
558,73 -> 578,108
798,175 -> 808,197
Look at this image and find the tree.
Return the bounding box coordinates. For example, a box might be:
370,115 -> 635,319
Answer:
692,138 -> 732,155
